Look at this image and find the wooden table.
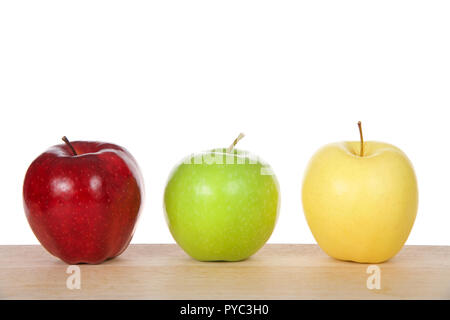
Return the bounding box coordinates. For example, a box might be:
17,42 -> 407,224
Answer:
0,244 -> 449,299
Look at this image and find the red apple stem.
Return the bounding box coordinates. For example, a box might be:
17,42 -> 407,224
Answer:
62,136 -> 78,156
357,121 -> 364,157
226,133 -> 245,152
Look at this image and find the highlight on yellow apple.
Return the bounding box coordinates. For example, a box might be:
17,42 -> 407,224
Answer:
302,122 -> 418,263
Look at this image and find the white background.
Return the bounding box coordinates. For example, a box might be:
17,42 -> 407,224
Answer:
1,1 -> 449,246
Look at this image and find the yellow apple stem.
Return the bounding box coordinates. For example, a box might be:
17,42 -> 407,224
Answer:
62,136 -> 78,156
227,133 -> 245,152
357,121 -> 364,157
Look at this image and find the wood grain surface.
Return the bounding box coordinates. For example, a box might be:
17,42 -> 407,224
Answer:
0,244 -> 449,300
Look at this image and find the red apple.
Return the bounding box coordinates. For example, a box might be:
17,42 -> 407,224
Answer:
23,137 -> 144,264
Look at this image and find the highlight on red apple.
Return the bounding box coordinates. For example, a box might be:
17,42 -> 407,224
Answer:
22,137 -> 144,264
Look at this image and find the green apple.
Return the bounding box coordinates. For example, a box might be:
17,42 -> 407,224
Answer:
164,137 -> 280,261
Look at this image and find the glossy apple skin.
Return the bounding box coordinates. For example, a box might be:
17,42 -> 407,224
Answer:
23,141 -> 144,264
164,149 -> 280,261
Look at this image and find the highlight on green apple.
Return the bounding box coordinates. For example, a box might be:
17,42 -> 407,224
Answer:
164,133 -> 280,262
302,122 -> 418,263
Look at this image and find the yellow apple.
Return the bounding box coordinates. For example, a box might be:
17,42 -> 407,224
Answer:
302,123 -> 418,263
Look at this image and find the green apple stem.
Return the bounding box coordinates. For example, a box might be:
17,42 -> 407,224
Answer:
357,121 -> 364,157
62,136 -> 78,156
226,133 -> 245,153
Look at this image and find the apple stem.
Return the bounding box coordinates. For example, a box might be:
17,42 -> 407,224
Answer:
62,136 -> 78,156
357,121 -> 364,157
226,133 -> 245,152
